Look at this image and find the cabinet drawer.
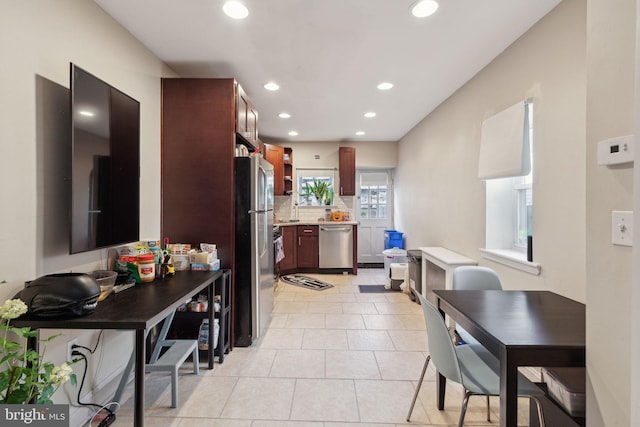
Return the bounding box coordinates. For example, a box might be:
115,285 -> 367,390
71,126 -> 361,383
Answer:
297,225 -> 318,236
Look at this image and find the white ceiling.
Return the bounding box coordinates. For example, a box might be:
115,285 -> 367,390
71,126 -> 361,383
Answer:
95,0 -> 561,143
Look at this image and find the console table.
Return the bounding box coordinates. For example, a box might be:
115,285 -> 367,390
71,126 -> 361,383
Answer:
419,247 -> 476,303
13,270 -> 227,427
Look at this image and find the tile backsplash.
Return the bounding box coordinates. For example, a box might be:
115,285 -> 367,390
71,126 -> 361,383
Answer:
274,196 -> 355,222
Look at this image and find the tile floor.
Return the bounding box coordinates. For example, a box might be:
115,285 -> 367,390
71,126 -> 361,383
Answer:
114,269 -> 533,426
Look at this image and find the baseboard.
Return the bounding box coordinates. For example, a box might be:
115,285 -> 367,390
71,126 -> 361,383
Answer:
358,263 -> 384,269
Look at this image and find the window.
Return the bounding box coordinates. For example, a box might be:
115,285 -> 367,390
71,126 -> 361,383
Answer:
359,172 -> 389,219
297,169 -> 335,206
482,102 -> 539,274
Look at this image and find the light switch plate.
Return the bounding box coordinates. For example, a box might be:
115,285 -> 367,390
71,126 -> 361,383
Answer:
612,211 -> 633,246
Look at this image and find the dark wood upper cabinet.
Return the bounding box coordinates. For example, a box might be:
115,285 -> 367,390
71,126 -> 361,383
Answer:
235,83 -> 258,147
161,79 -> 261,266
339,147 -> 356,196
283,147 -> 293,196
264,143 -> 284,195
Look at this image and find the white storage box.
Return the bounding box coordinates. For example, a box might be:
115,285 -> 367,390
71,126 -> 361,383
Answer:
542,367 -> 585,418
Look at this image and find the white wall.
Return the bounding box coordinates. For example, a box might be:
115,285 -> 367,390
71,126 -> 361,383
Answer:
586,0 -> 636,425
0,1 -> 175,425
395,0 -> 638,424
395,0 -> 586,301
269,140 -> 398,221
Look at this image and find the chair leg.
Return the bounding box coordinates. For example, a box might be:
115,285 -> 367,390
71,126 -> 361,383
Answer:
531,396 -> 546,427
457,391 -> 473,427
406,355 -> 430,422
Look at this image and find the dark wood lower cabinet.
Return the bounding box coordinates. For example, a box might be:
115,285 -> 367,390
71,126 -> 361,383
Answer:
297,225 -> 318,271
279,226 -> 297,273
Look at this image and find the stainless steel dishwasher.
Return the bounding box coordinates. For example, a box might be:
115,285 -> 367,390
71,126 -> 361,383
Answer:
319,224 -> 353,270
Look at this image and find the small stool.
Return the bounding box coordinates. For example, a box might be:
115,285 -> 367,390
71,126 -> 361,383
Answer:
145,339 -> 199,408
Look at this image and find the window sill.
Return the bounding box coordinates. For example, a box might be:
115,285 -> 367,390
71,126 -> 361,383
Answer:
479,248 -> 541,276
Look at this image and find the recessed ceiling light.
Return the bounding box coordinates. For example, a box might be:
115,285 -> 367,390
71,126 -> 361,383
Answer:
79,110 -> 94,117
377,82 -> 394,91
411,0 -> 439,18
264,82 -> 280,91
364,112 -> 377,118
278,112 -> 291,119
223,1 -> 249,19
288,131 -> 298,136
355,131 -> 366,136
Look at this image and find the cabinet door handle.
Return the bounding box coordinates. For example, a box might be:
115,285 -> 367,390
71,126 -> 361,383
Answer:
303,229 -> 313,233
341,186 -> 343,196
298,237 -> 301,246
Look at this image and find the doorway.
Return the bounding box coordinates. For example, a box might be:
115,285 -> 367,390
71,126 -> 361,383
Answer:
356,169 -> 394,264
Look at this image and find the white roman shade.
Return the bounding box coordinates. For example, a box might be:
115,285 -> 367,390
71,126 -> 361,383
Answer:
478,101 -> 531,179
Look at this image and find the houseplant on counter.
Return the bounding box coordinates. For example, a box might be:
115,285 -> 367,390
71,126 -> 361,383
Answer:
0,289 -> 76,404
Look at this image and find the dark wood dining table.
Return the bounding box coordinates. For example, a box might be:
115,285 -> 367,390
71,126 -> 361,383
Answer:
433,290 -> 585,427
13,270 -> 228,427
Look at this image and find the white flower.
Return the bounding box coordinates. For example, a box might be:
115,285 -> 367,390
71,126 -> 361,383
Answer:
50,363 -> 73,386
0,299 -> 28,320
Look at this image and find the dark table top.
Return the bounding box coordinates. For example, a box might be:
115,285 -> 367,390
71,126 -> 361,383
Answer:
434,290 -> 585,353
12,270 -> 222,331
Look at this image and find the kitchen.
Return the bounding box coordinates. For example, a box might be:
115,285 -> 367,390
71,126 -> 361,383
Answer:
1,1 -> 637,426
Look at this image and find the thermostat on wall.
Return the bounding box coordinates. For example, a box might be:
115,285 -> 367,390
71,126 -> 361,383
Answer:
597,135 -> 634,166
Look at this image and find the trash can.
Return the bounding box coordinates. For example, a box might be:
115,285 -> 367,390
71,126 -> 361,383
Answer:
407,249 -> 422,302
384,230 -> 405,249
383,248 -> 407,279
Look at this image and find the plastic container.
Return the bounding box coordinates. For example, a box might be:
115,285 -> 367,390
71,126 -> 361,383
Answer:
137,254 -> 155,283
91,270 -> 118,301
542,367 -> 586,417
198,318 -> 220,351
382,248 -> 407,279
384,230 -> 405,249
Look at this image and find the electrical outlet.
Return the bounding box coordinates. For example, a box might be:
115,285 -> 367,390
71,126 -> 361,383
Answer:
67,338 -> 78,361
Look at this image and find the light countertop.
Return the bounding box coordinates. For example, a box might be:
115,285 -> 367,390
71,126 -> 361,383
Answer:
275,221 -> 359,226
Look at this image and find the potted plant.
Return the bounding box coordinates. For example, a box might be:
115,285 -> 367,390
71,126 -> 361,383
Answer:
0,287 -> 76,404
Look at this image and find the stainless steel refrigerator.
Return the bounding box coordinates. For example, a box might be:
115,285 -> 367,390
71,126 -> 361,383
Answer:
234,155 -> 274,346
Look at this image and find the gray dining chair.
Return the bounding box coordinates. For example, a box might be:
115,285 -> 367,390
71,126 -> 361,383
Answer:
452,265 -> 503,420
406,290 -> 546,426
451,266 -> 503,346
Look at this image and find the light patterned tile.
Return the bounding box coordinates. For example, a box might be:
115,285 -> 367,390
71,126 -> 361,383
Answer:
374,351 -> 427,380
307,301 -> 344,314
387,330 -> 428,351
325,350 -> 381,379
355,379 -> 430,424
284,313 -> 326,328
341,302 -> 379,314
212,348 -> 276,377
362,314 -> 406,330
347,330 -> 395,351
259,328 -> 304,349
302,329 -> 349,350
269,349 -> 325,378
291,379 -> 359,422
220,377 -> 295,420
325,314 -> 366,330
